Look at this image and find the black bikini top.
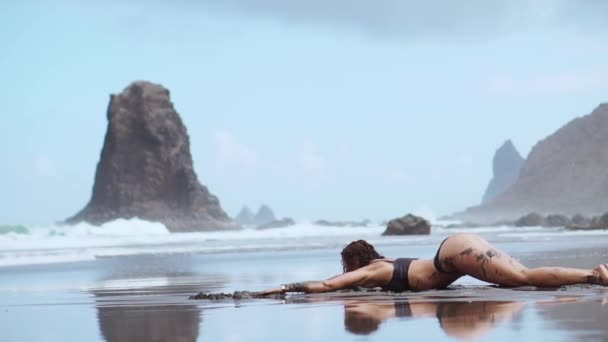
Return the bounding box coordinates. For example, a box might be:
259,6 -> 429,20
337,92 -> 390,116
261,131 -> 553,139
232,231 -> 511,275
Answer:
379,258 -> 417,292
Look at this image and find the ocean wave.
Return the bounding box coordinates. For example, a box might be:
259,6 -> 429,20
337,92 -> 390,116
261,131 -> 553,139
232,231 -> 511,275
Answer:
1,219 -> 607,268
433,225 -> 552,234
0,219 -> 388,267
0,224 -> 30,235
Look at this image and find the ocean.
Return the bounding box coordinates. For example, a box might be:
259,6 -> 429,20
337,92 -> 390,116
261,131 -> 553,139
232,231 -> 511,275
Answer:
1,220 -> 608,341
3,219 -> 606,268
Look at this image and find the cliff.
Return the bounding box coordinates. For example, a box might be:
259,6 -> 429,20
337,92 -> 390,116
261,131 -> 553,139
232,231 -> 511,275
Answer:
66,81 -> 239,232
454,103 -> 608,223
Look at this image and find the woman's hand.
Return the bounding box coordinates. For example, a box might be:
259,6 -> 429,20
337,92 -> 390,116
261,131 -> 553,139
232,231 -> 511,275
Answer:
259,286 -> 286,295
591,264 -> 608,286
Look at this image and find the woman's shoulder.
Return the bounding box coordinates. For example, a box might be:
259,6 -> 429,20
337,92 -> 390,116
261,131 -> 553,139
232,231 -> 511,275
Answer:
370,258 -> 396,264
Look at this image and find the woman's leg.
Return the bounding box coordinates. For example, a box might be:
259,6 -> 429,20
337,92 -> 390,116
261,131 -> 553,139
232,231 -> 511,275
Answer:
435,233 -> 606,287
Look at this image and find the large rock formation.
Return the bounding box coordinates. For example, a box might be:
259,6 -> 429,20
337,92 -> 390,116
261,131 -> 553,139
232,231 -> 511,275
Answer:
67,81 -> 239,232
454,103 -> 608,223
254,205 -> 276,225
235,206 -> 255,226
481,140 -> 524,204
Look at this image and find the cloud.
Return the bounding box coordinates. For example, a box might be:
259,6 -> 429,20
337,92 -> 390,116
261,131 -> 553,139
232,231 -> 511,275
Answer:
197,0 -> 608,40
485,66 -> 608,96
92,0 -> 608,43
214,130 -> 258,168
202,0 -> 523,39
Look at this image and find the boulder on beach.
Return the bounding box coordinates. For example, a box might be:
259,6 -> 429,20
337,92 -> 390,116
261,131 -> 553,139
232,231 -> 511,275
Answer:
382,214 -> 430,236
594,213 -> 608,228
544,214 -> 571,227
571,214 -> 589,226
568,212 -> 608,230
256,218 -> 296,230
66,81 -> 239,232
514,213 -> 545,227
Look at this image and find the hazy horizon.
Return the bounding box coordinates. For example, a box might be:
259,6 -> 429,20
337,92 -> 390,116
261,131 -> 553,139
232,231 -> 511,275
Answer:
2,1 -> 608,224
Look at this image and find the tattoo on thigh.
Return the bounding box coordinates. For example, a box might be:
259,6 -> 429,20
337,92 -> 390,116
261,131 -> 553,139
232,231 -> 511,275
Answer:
474,249 -> 500,278
459,248 -> 475,256
442,257 -> 456,271
486,249 -> 500,258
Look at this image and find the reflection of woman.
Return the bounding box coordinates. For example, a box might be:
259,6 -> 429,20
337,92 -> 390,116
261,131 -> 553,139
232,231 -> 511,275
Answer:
343,300 -> 525,339
263,233 -> 608,294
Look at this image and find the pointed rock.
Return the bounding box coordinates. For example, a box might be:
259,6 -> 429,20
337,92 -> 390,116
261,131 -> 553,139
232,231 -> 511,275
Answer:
481,140 -> 524,204
235,206 -> 255,226
254,205 -> 276,225
454,103 -> 608,223
66,81 -> 240,232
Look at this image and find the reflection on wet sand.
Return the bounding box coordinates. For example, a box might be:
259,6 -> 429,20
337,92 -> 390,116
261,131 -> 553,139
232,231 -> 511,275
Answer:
96,301 -> 200,342
343,299 -> 525,339
536,293 -> 608,340
90,256 -> 225,342
92,276 -> 208,342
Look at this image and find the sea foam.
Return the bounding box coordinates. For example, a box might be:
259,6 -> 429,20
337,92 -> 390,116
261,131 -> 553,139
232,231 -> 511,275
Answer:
0,219 -> 385,267
1,218 -> 607,268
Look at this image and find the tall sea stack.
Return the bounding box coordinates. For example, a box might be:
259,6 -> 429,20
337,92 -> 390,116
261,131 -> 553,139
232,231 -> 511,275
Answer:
453,103 -> 608,223
67,81 -> 239,232
235,206 -> 255,226
481,140 -> 524,204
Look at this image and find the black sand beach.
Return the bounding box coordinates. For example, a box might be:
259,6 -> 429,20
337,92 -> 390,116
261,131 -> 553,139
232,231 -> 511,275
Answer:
1,232 -> 608,342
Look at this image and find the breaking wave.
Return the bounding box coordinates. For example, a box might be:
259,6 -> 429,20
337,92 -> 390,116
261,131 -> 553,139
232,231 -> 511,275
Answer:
1,218 -> 606,268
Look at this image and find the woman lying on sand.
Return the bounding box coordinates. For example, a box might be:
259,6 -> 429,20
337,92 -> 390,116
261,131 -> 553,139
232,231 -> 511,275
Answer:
263,233 -> 608,294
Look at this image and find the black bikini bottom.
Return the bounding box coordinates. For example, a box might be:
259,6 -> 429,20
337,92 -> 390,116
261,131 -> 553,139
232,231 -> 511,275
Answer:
433,237 -> 458,274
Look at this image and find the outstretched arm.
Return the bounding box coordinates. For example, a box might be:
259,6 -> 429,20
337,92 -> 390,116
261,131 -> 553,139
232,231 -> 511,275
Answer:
262,268 -> 371,294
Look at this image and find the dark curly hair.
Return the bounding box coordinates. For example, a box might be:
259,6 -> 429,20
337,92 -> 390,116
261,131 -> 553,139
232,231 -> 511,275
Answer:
341,240 -> 384,273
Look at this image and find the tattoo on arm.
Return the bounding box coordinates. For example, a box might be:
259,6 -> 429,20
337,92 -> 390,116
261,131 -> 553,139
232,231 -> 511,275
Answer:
587,271 -> 603,285
283,281 -> 318,292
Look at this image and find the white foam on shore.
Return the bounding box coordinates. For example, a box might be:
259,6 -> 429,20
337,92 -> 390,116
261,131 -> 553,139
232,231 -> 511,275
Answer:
1,219 -> 606,268
433,225 -> 550,234
0,219 -> 387,267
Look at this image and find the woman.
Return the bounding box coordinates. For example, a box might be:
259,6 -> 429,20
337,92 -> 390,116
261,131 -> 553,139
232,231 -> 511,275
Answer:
263,233 -> 608,294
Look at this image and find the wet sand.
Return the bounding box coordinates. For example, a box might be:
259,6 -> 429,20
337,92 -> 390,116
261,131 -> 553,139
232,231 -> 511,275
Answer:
1,233 -> 607,341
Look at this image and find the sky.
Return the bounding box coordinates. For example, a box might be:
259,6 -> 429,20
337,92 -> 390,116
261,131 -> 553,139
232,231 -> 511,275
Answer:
1,0 -> 608,224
